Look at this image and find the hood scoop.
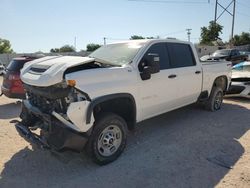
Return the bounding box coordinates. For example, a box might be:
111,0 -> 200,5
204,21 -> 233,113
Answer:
28,66 -> 49,74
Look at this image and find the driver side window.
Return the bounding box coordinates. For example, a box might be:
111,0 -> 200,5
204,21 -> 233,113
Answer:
139,43 -> 170,72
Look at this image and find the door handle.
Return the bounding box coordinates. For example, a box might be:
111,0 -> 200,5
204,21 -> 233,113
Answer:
168,74 -> 177,79
195,71 -> 201,74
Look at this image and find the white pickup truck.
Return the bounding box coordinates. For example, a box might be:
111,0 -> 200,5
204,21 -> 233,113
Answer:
16,39 -> 231,165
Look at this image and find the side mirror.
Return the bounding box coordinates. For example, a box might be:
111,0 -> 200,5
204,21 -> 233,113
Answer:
146,53 -> 160,74
140,66 -> 151,80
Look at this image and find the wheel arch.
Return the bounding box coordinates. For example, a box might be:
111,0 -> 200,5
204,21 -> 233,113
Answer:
86,93 -> 137,130
211,75 -> 228,93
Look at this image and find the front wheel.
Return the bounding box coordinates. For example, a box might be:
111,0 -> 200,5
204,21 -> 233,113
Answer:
205,87 -> 224,111
85,113 -> 127,165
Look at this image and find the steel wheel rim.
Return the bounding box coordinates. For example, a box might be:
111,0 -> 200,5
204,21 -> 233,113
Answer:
97,125 -> 122,157
214,91 -> 223,110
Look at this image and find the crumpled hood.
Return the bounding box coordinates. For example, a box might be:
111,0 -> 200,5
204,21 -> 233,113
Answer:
21,56 -> 95,87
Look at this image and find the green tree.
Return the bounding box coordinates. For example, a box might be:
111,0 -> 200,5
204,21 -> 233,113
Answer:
200,21 -> 223,45
59,45 -> 75,52
130,35 -> 145,40
50,48 -> 60,53
232,32 -> 250,46
0,38 -> 13,53
130,35 -> 155,40
146,37 -> 155,39
86,43 -> 101,52
50,45 -> 75,53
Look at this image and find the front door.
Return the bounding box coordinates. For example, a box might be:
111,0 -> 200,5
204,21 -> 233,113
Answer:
138,43 -> 180,120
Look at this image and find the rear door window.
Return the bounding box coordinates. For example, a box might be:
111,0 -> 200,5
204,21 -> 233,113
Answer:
167,43 -> 196,68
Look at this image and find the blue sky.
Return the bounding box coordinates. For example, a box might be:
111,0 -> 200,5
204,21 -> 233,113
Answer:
0,0 -> 250,53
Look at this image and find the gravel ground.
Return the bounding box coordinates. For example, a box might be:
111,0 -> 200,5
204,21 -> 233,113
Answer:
0,76 -> 250,188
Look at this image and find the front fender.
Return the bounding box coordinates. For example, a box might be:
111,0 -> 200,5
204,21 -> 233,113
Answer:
86,93 -> 136,124
67,100 -> 94,132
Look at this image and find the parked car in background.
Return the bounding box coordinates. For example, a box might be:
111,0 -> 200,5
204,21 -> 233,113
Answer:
201,49 -> 248,65
239,51 -> 250,61
1,56 -> 39,99
226,61 -> 250,98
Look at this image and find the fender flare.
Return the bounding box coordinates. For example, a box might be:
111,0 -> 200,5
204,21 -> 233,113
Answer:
86,93 -> 136,124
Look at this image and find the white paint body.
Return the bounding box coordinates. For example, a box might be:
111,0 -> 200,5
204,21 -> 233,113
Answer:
20,39 -> 232,133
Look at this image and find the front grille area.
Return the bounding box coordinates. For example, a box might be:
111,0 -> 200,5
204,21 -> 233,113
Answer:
27,91 -> 54,112
24,84 -> 72,114
27,91 -> 68,114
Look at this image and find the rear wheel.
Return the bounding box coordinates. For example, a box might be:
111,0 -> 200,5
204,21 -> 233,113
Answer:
86,113 -> 127,165
205,87 -> 224,111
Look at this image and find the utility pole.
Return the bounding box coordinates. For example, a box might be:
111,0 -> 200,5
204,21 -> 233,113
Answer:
74,37 -> 77,50
214,0 -> 218,23
103,37 -> 106,45
186,29 -> 192,42
214,0 -> 236,45
231,0 -> 236,42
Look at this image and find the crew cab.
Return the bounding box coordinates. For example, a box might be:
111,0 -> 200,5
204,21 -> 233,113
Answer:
201,49 -> 248,65
16,39 -> 231,165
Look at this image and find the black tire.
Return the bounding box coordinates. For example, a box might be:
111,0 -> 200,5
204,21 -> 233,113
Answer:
205,87 -> 224,112
85,112 -> 127,165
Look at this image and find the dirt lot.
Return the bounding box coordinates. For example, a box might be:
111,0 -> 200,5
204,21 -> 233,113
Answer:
0,76 -> 250,188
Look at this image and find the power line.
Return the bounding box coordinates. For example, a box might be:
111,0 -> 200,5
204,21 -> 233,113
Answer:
128,0 -> 209,4
237,1 -> 250,10
234,1 -> 250,18
105,37 -> 128,41
159,30 -> 187,37
236,11 -> 250,18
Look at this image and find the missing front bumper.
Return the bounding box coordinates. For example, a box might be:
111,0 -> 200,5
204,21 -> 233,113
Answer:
17,101 -> 89,152
15,122 -> 50,149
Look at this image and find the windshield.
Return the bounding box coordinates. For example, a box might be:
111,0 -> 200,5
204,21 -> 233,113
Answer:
213,49 -> 231,56
89,42 -> 146,66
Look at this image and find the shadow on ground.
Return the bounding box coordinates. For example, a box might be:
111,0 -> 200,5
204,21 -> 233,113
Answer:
0,102 -> 21,119
0,102 -> 249,188
225,96 -> 250,104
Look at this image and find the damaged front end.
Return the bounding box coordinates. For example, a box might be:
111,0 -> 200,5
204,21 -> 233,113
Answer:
16,82 -> 93,152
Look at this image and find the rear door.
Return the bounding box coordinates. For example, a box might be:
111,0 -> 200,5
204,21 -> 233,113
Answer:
166,42 -> 202,105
